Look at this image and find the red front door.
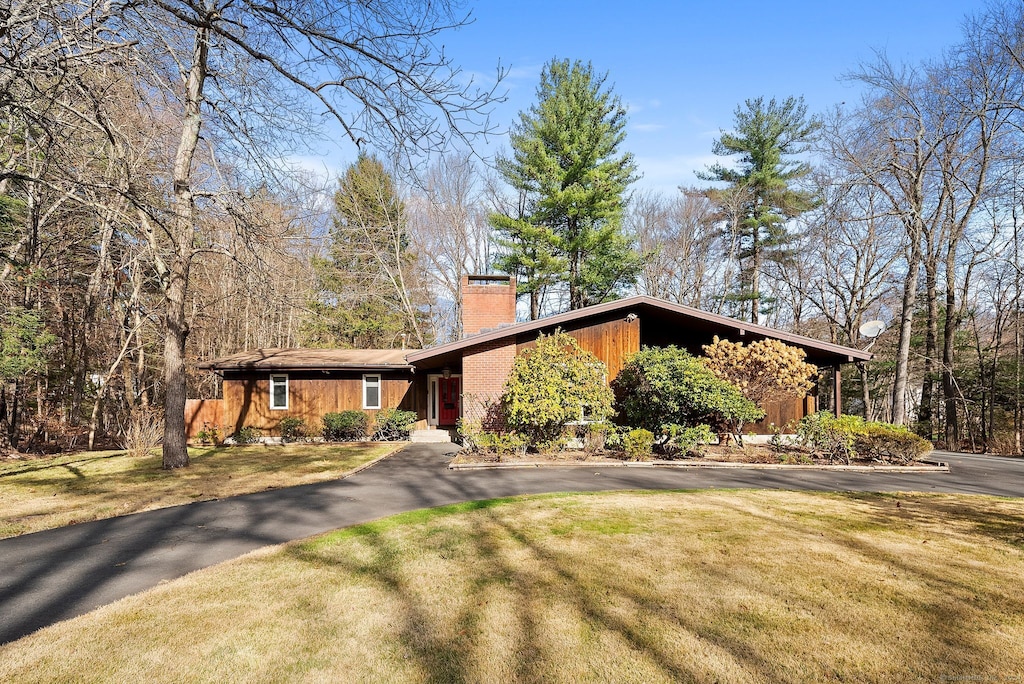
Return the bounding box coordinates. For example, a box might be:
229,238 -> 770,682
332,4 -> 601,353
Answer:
438,376 -> 461,426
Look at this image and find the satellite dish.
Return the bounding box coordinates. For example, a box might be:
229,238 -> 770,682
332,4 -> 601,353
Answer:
859,320 -> 885,339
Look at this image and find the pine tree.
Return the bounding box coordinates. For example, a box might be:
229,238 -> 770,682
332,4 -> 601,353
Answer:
306,156 -> 428,349
700,96 -> 821,324
492,58 -> 641,318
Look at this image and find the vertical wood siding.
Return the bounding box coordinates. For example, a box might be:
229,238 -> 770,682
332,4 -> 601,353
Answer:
749,395 -> 817,434
222,370 -> 419,436
516,316 -> 641,382
185,399 -> 224,438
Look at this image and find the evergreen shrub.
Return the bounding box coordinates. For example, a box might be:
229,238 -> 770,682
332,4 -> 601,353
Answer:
322,411 -> 368,441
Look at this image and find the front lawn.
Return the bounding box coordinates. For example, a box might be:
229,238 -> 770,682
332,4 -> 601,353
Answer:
2,490 -> 1022,682
0,442 -> 400,539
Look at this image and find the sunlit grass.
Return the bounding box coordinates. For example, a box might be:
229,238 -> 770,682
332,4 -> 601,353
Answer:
3,490 -> 1023,682
0,442 -> 400,538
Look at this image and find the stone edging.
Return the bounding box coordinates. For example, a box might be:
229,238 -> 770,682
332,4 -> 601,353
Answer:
449,459 -> 949,473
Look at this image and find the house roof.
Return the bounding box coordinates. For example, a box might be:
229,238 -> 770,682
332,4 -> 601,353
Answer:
199,348 -> 413,371
200,297 -> 872,373
407,295 -> 873,367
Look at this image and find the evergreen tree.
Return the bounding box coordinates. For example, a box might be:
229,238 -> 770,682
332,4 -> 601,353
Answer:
306,156 -> 428,349
700,96 -> 821,324
492,58 -> 642,318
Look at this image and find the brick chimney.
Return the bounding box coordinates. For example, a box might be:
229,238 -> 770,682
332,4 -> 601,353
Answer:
460,274 -> 517,338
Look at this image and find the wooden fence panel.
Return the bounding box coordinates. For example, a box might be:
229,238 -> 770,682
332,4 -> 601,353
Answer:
185,399 -> 224,438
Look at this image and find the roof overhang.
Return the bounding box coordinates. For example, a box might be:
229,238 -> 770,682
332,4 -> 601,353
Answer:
407,296 -> 872,367
199,348 -> 414,372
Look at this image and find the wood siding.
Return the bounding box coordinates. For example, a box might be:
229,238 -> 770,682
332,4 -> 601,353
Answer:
516,315 -> 640,382
185,399 -> 224,439
748,396 -> 817,435
222,370 -> 421,436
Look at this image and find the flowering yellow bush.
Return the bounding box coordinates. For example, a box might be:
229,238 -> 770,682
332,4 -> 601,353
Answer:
701,337 -> 817,409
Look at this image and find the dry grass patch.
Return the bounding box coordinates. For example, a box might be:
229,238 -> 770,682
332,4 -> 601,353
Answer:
3,490 -> 1024,682
0,442 -> 399,538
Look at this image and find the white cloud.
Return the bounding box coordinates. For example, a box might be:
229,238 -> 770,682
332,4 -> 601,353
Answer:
456,62 -> 542,98
632,123 -> 666,133
632,153 -> 723,194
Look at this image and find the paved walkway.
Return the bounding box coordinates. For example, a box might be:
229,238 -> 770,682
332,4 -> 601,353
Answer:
2,446 -> 1022,644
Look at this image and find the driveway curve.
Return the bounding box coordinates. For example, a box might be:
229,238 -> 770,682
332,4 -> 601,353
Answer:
1,445 -> 1022,644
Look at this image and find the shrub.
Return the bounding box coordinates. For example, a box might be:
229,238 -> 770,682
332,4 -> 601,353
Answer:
279,417 -> 308,443
796,411 -> 857,464
478,431 -> 529,457
623,428 -> 655,461
584,421 -> 613,454
231,425 -> 262,445
372,408 -> 418,441
457,417 -> 482,449
194,422 -> 221,446
702,337 -> 818,409
854,422 -> 933,464
534,433 -> 570,454
604,425 -> 624,451
612,346 -> 764,441
661,423 -> 715,459
457,417 -> 527,458
796,412 -> 933,464
322,411 -> 368,441
501,331 -> 613,447
120,408 -> 164,457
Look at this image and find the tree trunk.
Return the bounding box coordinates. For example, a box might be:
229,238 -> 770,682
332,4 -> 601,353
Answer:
892,241 -> 921,426
942,245 -> 960,449
162,252 -> 192,468
750,227 -> 761,326
1017,301 -> 1022,455
0,385 -> 11,456
161,21 -> 210,469
859,362 -> 873,421
918,261 -> 938,438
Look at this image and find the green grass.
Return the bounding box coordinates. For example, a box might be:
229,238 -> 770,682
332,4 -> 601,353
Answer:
2,490 -> 1023,682
0,442 -> 400,538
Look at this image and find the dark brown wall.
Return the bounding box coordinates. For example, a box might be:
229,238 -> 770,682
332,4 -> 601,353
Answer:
222,370 -> 422,436
747,396 -> 817,435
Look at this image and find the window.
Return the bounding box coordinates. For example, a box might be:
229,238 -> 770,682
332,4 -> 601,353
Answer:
363,374 -> 381,409
269,374 -> 288,410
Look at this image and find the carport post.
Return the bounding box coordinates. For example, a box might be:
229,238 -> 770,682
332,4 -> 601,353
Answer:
833,366 -> 842,417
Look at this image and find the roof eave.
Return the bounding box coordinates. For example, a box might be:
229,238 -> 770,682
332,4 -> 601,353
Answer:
202,363 -> 414,372
408,295 -> 872,364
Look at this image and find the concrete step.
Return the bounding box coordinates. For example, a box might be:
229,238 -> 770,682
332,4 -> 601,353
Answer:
410,428 -> 454,443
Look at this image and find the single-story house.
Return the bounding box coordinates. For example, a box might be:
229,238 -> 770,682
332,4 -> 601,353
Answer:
191,275 -> 871,440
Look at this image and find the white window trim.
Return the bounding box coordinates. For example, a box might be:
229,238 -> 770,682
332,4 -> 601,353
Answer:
362,374 -> 382,410
427,376 -> 439,426
269,374 -> 289,410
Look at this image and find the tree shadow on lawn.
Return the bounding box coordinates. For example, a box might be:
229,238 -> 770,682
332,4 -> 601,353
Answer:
841,491 -> 1024,548
284,491 -> 1024,682
0,451 -> 127,479
3,444 -> 386,507
286,499 -> 778,682
711,492 -> 1024,678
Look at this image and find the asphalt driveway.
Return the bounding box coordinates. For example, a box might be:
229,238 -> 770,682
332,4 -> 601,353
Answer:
1,446 -> 1022,645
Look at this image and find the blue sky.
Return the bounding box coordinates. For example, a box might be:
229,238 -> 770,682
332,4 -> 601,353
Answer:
430,0 -> 988,194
